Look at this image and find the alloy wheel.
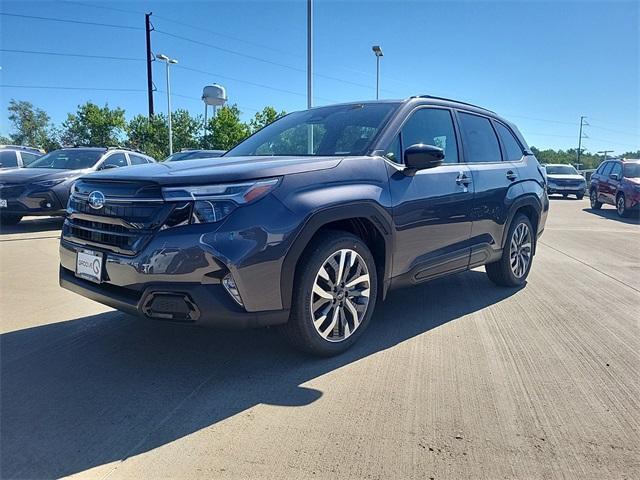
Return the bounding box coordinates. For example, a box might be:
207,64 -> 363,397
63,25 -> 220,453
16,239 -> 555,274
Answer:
509,223 -> 532,279
590,190 -> 597,208
617,196 -> 625,216
310,248 -> 371,342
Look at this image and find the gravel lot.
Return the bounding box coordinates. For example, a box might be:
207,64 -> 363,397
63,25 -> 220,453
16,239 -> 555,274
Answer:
1,198 -> 638,479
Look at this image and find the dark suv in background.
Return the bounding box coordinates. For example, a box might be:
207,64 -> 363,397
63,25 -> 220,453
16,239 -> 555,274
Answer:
0,147 -> 155,225
590,158 -> 640,217
59,96 -> 548,356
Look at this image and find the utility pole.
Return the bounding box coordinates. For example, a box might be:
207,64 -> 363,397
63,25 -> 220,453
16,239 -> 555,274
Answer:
145,13 -> 154,118
577,115 -> 588,167
597,150 -> 613,163
306,0 -> 313,154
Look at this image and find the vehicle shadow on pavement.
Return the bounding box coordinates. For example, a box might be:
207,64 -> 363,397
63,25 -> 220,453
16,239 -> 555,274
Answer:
0,270 -> 522,479
582,207 -> 640,225
0,216 -> 64,235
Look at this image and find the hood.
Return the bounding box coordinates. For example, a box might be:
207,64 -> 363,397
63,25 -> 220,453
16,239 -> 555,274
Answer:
0,168 -> 88,184
82,155 -> 343,185
546,173 -> 585,181
624,176 -> 640,185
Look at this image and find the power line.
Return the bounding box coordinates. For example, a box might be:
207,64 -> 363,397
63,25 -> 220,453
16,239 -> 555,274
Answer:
0,48 -> 143,62
0,12 -> 142,30
588,124 -> 639,138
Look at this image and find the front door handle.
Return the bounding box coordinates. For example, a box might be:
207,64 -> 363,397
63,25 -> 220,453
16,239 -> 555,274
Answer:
506,170 -> 518,181
456,173 -> 472,186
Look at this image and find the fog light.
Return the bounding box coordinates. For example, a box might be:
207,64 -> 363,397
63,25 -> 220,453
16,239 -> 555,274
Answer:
222,273 -> 244,307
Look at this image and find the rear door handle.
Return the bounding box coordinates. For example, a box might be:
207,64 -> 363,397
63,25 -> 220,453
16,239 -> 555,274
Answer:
506,170 -> 518,181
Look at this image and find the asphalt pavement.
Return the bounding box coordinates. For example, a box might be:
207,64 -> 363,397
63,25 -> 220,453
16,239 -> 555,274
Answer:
0,198 -> 638,479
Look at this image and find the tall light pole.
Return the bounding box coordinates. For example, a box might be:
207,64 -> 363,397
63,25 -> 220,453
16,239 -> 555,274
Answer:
156,53 -> 178,155
372,45 -> 383,100
576,115 -> 588,168
307,0 -> 313,154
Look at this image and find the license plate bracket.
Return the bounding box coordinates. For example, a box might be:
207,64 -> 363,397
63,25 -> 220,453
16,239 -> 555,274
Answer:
75,249 -> 104,283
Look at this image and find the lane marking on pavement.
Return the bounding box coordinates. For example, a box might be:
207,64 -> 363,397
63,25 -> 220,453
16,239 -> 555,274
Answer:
539,240 -> 640,294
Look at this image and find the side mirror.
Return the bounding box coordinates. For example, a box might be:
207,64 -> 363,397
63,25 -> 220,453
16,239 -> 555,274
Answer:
404,144 -> 444,173
610,173 -> 619,181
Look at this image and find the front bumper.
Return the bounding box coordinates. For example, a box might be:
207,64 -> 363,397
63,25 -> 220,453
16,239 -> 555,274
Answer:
59,266 -> 289,328
0,187 -> 66,216
547,185 -> 586,195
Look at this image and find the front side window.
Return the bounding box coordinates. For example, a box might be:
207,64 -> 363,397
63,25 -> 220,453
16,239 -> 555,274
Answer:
26,149 -> 104,170
609,162 -> 622,178
400,108 -> 458,164
458,112 -> 502,163
495,122 -> 523,161
226,103 -> 399,157
20,152 -> 40,166
0,151 -> 18,168
101,153 -> 128,169
129,153 -> 149,165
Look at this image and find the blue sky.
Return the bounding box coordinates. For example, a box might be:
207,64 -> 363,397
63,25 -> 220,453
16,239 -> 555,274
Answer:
1,0 -> 638,155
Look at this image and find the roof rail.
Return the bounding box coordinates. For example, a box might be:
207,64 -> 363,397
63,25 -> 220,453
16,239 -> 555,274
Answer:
0,144 -> 44,152
412,95 -> 496,114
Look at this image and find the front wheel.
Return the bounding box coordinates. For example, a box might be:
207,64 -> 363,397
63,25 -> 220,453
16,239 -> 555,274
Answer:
590,190 -> 602,209
486,214 -> 534,287
616,194 -> 629,218
281,231 -> 378,356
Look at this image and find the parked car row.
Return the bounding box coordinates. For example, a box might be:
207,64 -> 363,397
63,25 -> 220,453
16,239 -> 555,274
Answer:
0,145 -> 44,169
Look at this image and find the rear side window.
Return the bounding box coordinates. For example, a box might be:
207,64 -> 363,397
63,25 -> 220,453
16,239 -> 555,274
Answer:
20,152 -> 40,165
0,151 -> 18,168
601,162 -> 614,176
458,112 -> 502,163
400,108 -> 458,164
495,123 -> 523,161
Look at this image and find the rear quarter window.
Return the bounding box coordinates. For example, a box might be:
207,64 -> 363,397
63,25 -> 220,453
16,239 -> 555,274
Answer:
458,112 -> 502,163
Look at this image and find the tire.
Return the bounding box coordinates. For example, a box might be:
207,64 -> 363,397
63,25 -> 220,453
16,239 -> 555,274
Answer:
562,194 -> 568,198
485,214 -> 534,287
0,213 -> 22,226
590,189 -> 602,210
616,194 -> 629,218
281,230 -> 378,356
576,193 -> 584,200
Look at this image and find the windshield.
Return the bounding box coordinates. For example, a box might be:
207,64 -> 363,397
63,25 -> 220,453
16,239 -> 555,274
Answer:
545,165 -> 578,175
226,103 -> 399,157
26,150 -> 103,170
623,163 -> 640,178
165,151 -> 223,162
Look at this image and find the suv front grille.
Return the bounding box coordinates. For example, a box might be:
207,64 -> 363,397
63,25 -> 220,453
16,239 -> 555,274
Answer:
62,180 -> 169,255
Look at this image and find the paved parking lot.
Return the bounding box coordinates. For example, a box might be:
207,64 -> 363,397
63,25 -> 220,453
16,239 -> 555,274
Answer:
1,199 -> 638,479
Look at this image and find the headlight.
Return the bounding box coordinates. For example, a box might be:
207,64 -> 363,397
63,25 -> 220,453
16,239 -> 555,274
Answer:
162,178 -> 280,225
31,178 -> 66,188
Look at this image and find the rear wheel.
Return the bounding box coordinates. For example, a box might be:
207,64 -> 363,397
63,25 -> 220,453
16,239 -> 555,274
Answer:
590,189 -> 602,209
281,231 -> 378,356
616,194 -> 629,218
0,213 -> 22,226
486,214 -> 534,287
576,193 -> 584,200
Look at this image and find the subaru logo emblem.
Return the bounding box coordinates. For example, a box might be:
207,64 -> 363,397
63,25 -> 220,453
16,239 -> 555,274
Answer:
88,191 -> 106,210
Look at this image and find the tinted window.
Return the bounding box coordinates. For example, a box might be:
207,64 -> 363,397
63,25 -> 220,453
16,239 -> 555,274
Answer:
0,151 -> 18,168
384,134 -> 401,163
596,162 -> 606,174
458,112 -> 502,163
101,153 -> 128,169
20,152 -> 40,165
129,154 -> 149,165
623,163 -> 640,178
495,123 -> 523,161
610,162 -> 622,178
601,162 -> 614,176
227,103 -> 398,156
26,149 -> 103,170
401,108 -> 458,164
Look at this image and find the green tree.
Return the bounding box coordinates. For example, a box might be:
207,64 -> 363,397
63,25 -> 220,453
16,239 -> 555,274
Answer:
5,99 -> 58,149
171,109 -> 202,153
61,102 -> 126,147
202,105 -> 250,150
249,106 -> 286,133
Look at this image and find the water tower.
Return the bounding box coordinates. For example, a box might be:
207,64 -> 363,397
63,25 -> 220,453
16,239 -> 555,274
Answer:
202,84 -> 227,131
